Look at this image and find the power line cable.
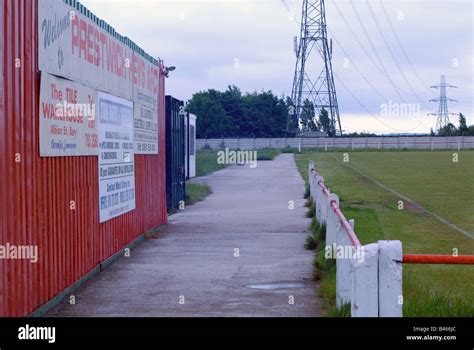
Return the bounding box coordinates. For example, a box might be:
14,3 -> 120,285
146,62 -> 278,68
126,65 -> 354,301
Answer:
365,1 -> 434,111
347,0 -> 406,103
377,0 -> 437,96
334,72 -> 427,132
331,1 -> 428,99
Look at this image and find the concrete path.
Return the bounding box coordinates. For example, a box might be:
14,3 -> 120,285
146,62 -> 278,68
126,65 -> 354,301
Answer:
47,154 -> 320,317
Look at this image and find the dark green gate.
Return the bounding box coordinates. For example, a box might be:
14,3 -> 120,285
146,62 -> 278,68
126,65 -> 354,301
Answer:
165,96 -> 185,211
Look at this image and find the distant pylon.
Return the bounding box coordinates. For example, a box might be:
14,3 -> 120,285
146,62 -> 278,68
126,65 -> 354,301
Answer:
428,75 -> 458,132
289,0 -> 341,136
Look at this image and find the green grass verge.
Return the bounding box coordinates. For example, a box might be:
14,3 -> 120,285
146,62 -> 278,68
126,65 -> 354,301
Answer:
196,149 -> 281,178
196,150 -> 228,177
185,182 -> 212,206
256,148 -> 281,160
295,150 -> 474,317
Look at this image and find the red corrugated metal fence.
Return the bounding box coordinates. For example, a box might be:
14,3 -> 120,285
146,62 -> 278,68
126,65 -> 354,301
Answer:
0,0 -> 167,317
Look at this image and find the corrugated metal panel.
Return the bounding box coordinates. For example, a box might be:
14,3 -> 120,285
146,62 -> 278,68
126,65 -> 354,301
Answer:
0,0 -> 167,317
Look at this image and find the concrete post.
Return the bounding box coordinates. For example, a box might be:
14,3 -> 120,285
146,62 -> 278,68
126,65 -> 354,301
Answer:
335,218 -> 354,308
378,240 -> 403,317
314,176 -> 324,224
326,194 -> 339,248
319,178 -> 328,225
312,175 -> 318,209
350,243 -> 379,317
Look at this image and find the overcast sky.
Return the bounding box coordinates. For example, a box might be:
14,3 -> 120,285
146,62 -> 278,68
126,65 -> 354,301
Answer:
81,0 -> 473,134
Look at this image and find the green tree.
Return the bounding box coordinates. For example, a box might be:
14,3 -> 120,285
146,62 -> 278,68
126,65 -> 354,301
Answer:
300,99 -> 318,132
187,90 -> 231,138
219,85 -> 244,137
187,86 -> 294,138
319,108 -> 333,136
458,113 -> 468,135
467,125 -> 474,136
438,123 -> 457,136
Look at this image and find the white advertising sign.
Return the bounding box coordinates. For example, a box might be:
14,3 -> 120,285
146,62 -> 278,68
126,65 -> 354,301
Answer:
134,87 -> 159,154
39,72 -> 98,156
98,92 -> 136,223
38,0 -> 159,154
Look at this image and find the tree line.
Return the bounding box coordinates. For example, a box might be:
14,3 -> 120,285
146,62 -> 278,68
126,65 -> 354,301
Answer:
186,85 -> 292,138
186,85 -> 473,138
433,113 -> 474,136
186,85 -> 339,138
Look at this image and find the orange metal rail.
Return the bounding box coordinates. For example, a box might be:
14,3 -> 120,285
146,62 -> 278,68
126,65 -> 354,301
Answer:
315,176 -> 361,247
403,254 -> 474,265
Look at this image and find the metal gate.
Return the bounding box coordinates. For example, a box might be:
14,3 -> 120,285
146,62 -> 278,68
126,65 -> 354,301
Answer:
165,96 -> 185,211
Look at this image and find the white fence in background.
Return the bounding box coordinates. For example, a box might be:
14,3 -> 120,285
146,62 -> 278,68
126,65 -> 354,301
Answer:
309,160 -> 403,317
198,136 -> 474,151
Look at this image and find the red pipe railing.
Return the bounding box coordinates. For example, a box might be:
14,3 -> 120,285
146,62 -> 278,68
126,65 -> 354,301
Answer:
311,166 -> 473,266
403,254 -> 474,265
315,176 -> 361,247
331,204 -> 362,247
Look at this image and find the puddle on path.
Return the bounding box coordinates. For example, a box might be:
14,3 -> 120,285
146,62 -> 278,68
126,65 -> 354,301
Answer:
246,281 -> 306,290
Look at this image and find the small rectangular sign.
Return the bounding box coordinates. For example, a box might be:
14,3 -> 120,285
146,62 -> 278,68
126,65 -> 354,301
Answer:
39,73 -> 98,156
98,92 -> 136,223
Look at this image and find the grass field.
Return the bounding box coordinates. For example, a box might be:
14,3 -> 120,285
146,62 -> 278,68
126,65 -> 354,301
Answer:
295,150 -> 474,316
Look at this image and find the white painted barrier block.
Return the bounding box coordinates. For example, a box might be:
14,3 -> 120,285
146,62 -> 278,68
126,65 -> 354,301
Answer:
350,243 -> 379,317
378,240 -> 403,317
315,176 -> 324,224
326,194 -> 339,248
319,178 -> 328,225
312,176 -> 318,209
335,219 -> 354,308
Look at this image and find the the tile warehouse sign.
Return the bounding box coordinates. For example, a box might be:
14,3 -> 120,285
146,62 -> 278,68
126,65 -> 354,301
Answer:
39,72 -> 98,156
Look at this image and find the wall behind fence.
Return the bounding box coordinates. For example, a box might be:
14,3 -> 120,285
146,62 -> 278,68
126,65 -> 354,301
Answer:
0,0 -> 167,317
197,136 -> 474,151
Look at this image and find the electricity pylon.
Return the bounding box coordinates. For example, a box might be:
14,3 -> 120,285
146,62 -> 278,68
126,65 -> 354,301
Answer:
428,75 -> 457,132
289,0 -> 342,136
